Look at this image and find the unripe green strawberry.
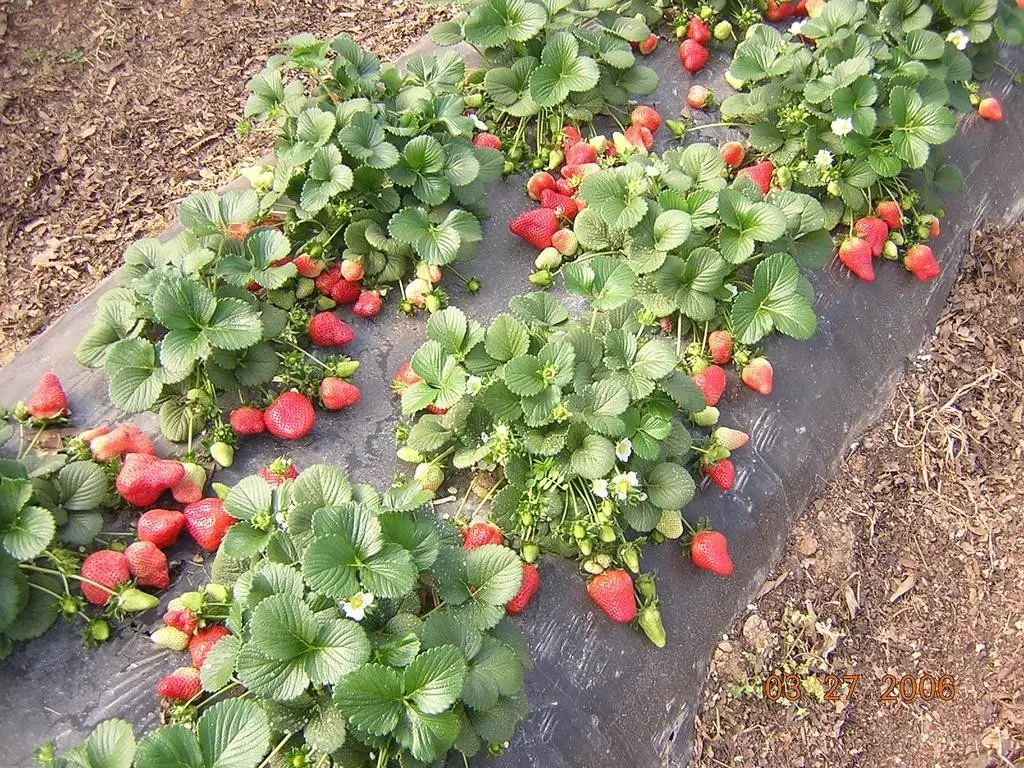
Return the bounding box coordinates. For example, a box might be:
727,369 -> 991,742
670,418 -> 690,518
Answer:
117,588 -> 159,613
521,542 -> 539,563
724,71 -> 745,90
88,618 -> 111,643
397,447 -> 424,463
204,583 -> 230,603
529,270 -> 552,286
637,605 -> 667,647
882,240 -> 899,260
713,20 -> 733,39
316,295 -> 337,311
583,558 -> 604,575
414,463 -> 444,492
890,231 -> 905,246
211,482 -> 231,499
691,405 -> 720,426
598,524 -> 616,543
619,544 -> 640,573
535,247 -> 562,270
656,509 -> 684,539
295,277 -> 316,299
464,93 -> 483,108
152,625 -> 191,651
578,539 -> 593,556
209,442 -> 234,467
176,591 -> 204,612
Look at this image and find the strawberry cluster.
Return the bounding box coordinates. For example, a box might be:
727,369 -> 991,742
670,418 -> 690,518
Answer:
151,586 -> 233,702
837,200 -> 942,283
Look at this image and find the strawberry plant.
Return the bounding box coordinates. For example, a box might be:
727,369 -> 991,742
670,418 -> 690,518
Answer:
40,464 -> 532,767
394,297 -> 749,643
430,0 -> 665,167
719,8 -> 970,226
0,404 -> 161,657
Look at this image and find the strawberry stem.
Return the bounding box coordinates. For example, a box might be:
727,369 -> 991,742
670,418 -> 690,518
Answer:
21,564 -> 118,596
256,731 -> 293,768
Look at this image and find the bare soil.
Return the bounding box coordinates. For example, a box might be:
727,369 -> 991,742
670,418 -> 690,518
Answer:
0,0 -> 447,365
693,222 -> 1024,768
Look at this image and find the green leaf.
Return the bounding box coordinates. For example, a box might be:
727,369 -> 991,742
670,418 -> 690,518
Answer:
405,645 -> 468,714
335,663 -> 405,736
3,505 -> 55,561
465,0 -> 547,47
0,555 -> 28,630
462,637 -> 523,711
338,113 -> 400,170
4,573 -> 60,641
82,719 -> 136,768
652,249 -> 729,322
485,314 -> 529,362
508,292 -> 569,327
503,355 -> 546,397
225,476 -> 273,521
530,32 -> 599,107
301,145 -> 353,213
580,168 -> 648,230
136,725 -> 203,767
570,434 -> 616,480
464,545 -> 523,605
731,253 -> 817,344
198,699 -> 271,768
405,340 -> 467,412
105,338 -> 164,413
645,463 -> 695,509
201,635 -> 242,692
178,189 -> 259,238
426,307 -> 481,358
633,340 -> 677,381
395,709 -> 461,763
221,522 -> 271,560
728,24 -> 794,83
652,210 -> 692,251
889,85 -> 956,169
563,256 -> 636,311
304,703 -> 348,755
360,542 -> 418,598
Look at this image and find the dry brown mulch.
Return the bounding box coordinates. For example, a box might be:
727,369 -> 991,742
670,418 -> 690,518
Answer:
693,222 -> 1024,768
0,0 -> 448,365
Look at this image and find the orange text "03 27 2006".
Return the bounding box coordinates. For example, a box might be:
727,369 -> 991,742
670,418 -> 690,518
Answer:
762,673 -> 956,703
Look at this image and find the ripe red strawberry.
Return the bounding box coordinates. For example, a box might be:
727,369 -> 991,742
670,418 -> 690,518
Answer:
638,32 -> 658,55
853,216 -> 888,257
315,264 -> 342,295
183,498 -> 235,551
320,377 -> 361,410
838,236 -> 875,281
687,17 -> 711,43
703,458 -> 735,490
904,244 -> 940,281
624,124 -> 654,150
391,362 -> 424,394
125,540 -> 170,590
293,254 -> 323,277
691,530 -> 733,576
340,259 -> 364,282
708,330 -> 733,364
462,522 -> 504,550
714,427 -> 749,450
794,0 -> 809,14
630,105 -> 662,133
686,85 -> 711,109
89,426 -> 131,462
875,200 -> 903,231
229,406 -> 266,436
330,278 -> 362,305
553,178 -> 574,197
679,39 -> 709,72
116,453 -> 186,507
737,160 -> 774,194
720,141 -> 745,169
506,563 -> 540,614
258,458 -> 299,486
80,550 -> 131,606
473,132 -> 502,150
163,607 -> 198,635
766,0 -> 794,20
425,404 -> 448,415
353,290 -> 383,318
586,569 -> 637,623
561,125 -> 582,148
564,142 -> 598,166
690,364 -> 727,407
509,208 -> 560,249
264,391 -> 316,440
539,189 -> 579,221
526,171 -> 557,201
979,97 -> 1003,121
188,624 -> 231,669
308,312 -> 355,347
172,462 -> 206,505
120,424 -> 155,455
740,357 -> 774,395
136,509 -> 185,550
26,372 -> 69,419
155,667 -> 201,702
226,222 -> 255,241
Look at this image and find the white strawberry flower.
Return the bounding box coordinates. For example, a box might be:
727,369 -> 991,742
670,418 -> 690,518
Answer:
946,29 -> 969,50
342,592 -> 374,621
830,117 -> 854,137
466,375 -> 483,396
615,438 -> 633,463
469,113 -> 488,131
592,478 -> 610,499
611,471 -> 640,501
789,20 -> 806,35
814,149 -> 834,169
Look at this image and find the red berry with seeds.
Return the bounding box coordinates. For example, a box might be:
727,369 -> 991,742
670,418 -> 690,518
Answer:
125,541 -> 170,590
264,391 -> 316,440
229,406 -> 266,436
27,372 -> 69,419
691,530 -> 734,576
320,377 -> 361,411
308,312 -> 355,347
80,550 -> 131,606
137,508 -> 186,550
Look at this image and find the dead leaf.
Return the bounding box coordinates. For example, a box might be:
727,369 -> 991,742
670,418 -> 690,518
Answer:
888,574 -> 917,603
844,585 -> 859,618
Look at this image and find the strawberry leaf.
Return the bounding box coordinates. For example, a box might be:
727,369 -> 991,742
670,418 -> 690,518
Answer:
427,307 -> 485,359
404,645 -> 468,714
0,555 -> 27,631
563,256 -> 636,311
2,505 -> 54,561
530,32 -> 600,107
508,292 -> 570,327
338,113 -> 400,170
197,699 -> 272,768
178,189 -> 259,239
569,434 -> 616,480
464,545 -> 523,606
731,253 -> 817,344
646,462 -> 695,510
105,338 -> 165,413
57,461 -> 107,511
136,724 -> 203,767
580,167 -> 649,230
334,663 -> 406,735
651,249 -> 730,322
225,476 -> 273,522
201,635 -> 242,693
464,0 -> 547,47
